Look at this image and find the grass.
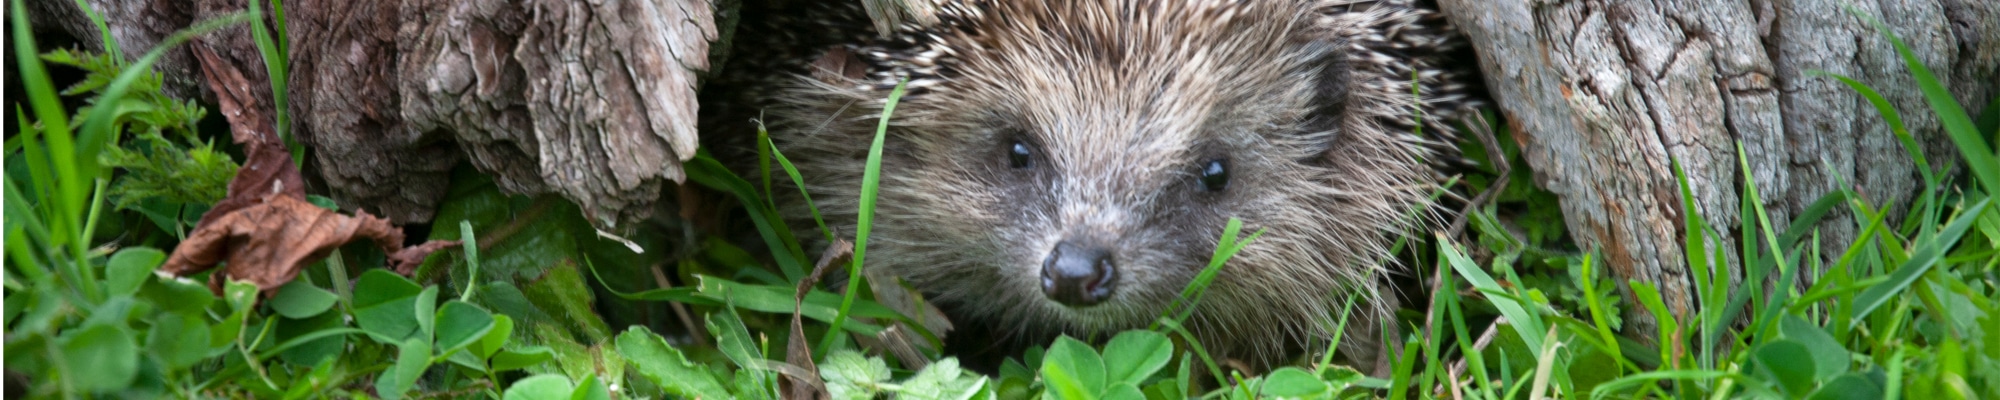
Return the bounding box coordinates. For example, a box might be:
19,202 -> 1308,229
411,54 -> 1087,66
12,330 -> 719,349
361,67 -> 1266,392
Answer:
5,2 -> 2000,399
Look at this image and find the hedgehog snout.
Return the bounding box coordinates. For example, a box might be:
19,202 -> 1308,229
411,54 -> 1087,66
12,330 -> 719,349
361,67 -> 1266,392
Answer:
1040,240 -> 1116,307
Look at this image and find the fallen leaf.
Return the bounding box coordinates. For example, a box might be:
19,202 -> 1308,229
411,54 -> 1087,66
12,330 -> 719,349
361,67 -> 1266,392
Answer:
785,238 -> 852,400
189,44 -> 301,229
161,194 -> 453,293
162,44 -> 458,296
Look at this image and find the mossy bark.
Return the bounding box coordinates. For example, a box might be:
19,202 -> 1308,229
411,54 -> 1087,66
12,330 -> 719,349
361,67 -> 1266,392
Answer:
26,0 -> 725,227
1437,0 -> 1999,340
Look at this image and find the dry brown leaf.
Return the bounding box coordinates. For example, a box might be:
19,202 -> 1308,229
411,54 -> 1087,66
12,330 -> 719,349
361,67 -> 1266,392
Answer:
163,43 -> 458,296
160,195 -> 456,293
785,239 -> 853,400
191,44 -> 302,228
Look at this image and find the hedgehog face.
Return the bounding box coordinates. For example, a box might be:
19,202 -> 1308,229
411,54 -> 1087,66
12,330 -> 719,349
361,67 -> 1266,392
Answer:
771,0 -> 1442,361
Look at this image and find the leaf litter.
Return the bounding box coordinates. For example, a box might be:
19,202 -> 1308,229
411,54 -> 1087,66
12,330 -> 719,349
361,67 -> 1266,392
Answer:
161,44 -> 458,295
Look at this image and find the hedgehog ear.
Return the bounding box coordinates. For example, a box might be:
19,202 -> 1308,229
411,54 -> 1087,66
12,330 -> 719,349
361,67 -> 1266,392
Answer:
1299,40 -> 1352,151
808,47 -> 871,84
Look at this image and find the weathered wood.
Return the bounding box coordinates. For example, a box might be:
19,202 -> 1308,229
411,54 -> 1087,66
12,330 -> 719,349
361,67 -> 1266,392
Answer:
1437,0 -> 1999,338
27,0 -> 720,227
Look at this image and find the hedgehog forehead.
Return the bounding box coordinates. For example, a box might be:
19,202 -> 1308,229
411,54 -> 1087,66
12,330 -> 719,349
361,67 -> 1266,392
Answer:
906,0 -> 1324,165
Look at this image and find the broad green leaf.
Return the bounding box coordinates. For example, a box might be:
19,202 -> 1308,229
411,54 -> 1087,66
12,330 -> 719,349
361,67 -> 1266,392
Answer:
1752,340 -> 1817,397
354,295 -> 421,343
1040,358 -> 1093,400
375,338 -> 432,400
1041,336 -> 1105,397
354,269 -> 427,343
520,263 -> 611,342
1101,383 -> 1143,400
269,279 -> 338,319
145,312 -> 212,369
434,301 -> 496,355
503,374 -> 575,400
897,358 -> 990,400
1101,330 -> 1171,386
353,269 -> 422,308
473,314 -> 515,359
492,345 -> 555,372
1780,314 -> 1850,380
615,326 -> 730,399
1565,346 -> 1622,395
274,310 -> 346,366
446,349 -> 489,373
414,286 -> 439,341
1258,367 -> 1329,397
823,350 -> 893,400
708,304 -> 769,398
105,246 -> 164,295
572,373 -> 613,400
60,323 -> 139,392
140,274 -> 213,316
1806,373 -> 1885,400
224,279 -> 259,312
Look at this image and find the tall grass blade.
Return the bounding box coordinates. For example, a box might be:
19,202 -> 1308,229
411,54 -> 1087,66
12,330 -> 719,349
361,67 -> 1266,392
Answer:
765,124 -> 834,243
822,79 -> 909,352
67,0 -> 119,57
12,0 -> 85,229
1849,199 -> 1988,320
1852,7 -> 1999,194
684,152 -> 807,280
246,0 -> 298,161
1439,233 -> 1546,352
1159,217 -> 1262,327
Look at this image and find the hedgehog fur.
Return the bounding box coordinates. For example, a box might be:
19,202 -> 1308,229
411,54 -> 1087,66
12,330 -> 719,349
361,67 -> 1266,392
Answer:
715,0 -> 1479,372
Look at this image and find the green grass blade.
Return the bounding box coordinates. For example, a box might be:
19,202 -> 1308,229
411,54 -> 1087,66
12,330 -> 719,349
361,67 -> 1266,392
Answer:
684,151 -> 807,280
1438,233 -> 1546,352
1576,252 -> 1633,372
67,0 -> 119,58
1671,158 -> 1727,367
1848,199 -> 1988,320
822,79 -> 909,352
1852,7 -> 1999,194
1159,217 -> 1262,327
765,124 -> 834,243
1816,72 -> 1936,185
14,110 -> 58,235
1779,190 -> 1849,251
12,0 -> 85,232
247,0 -> 298,162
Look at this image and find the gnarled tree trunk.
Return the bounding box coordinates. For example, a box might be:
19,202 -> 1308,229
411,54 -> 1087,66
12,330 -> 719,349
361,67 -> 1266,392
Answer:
1436,0 -> 1999,338
25,0 -> 721,227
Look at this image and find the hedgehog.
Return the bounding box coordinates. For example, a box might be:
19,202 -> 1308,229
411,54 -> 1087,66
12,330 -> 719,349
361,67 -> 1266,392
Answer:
714,0 -> 1479,373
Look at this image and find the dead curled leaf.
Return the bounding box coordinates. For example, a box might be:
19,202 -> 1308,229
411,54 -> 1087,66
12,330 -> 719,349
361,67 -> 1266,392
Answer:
161,44 -> 458,296
785,238 -> 853,400
160,195 -> 451,293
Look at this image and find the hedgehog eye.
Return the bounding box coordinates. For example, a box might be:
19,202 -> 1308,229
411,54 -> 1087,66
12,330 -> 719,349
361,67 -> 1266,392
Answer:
1008,141 -> 1034,169
1199,159 -> 1229,192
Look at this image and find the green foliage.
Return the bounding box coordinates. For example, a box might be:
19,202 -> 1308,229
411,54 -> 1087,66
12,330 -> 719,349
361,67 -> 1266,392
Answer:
10,1 -> 2000,399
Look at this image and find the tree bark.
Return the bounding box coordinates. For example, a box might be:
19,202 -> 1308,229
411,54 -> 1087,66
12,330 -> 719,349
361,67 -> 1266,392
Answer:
25,0 -> 721,227
1436,0 -> 1999,338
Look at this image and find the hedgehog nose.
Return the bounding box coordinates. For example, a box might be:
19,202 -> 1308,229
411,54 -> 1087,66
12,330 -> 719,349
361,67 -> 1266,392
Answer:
1041,241 -> 1116,307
